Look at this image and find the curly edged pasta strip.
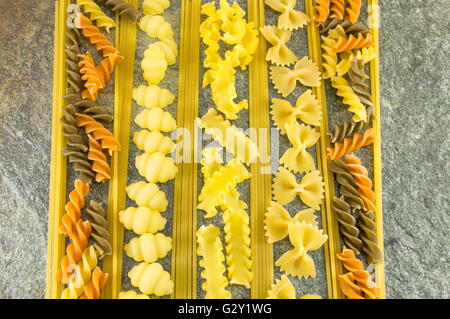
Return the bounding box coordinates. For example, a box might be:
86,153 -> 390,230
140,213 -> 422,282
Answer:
65,25 -> 84,93
327,127 -> 375,160
57,219 -> 93,283
328,159 -> 365,210
87,135 -> 110,183
320,18 -> 370,36
347,59 -> 375,122
313,0 -> 330,25
358,210 -> 383,264
345,0 -> 362,24
329,0 -> 345,20
95,0 -> 140,23
270,90 -> 322,134
74,13 -> 122,58
128,262 -> 173,296
61,104 -> 95,183
59,180 -> 90,236
76,0 -> 115,32
264,0 -> 310,30
331,76 -> 367,123
73,99 -> 113,124
264,201 -> 317,243
79,266 -> 109,299
78,52 -> 103,101
197,225 -> 231,299
275,221 -> 328,278
61,245 -> 98,299
272,167 -> 324,210
337,248 -> 379,299
332,32 -> 374,53
344,154 -> 376,212
332,196 -> 362,255
75,113 -> 121,155
86,200 -> 112,259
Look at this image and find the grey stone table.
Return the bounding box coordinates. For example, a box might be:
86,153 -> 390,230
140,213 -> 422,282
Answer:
0,0 -> 448,299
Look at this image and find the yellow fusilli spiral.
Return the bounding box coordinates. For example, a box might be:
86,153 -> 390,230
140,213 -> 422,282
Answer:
321,35 -> 338,79
133,130 -> 175,155
138,15 -> 174,40
134,108 -> 176,132
124,233 -> 172,263
76,0 -> 116,33
135,152 -> 178,183
331,76 -> 367,122
79,267 -> 108,299
126,181 -> 168,212
142,45 -> 168,85
132,85 -> 175,109
128,262 -> 174,296
119,207 -> 166,235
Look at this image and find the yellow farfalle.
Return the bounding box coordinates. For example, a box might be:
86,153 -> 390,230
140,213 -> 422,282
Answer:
124,233 -> 172,263
77,0 -> 116,33
270,57 -> 321,97
264,201 -> 317,243
198,108 -> 259,164
223,208 -> 252,288
119,207 -> 166,235
270,90 -> 322,134
132,85 -> 175,109
126,181 -> 168,212
260,25 -> 298,66
128,262 -> 173,296
267,275 -> 296,299
135,152 -> 178,183
142,0 -> 170,15
264,0 -> 310,30
141,44 -> 168,85
275,221 -> 328,278
138,15 -> 174,40
331,76 -> 367,122
118,290 -> 150,299
272,167 -> 324,209
337,47 -> 376,76
61,246 -> 98,299
197,225 -> 231,299
198,159 -> 251,218
135,108 -> 176,132
280,123 -> 321,174
133,130 -> 175,155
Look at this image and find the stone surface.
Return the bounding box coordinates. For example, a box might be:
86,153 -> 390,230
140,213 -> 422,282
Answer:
0,0 -> 448,299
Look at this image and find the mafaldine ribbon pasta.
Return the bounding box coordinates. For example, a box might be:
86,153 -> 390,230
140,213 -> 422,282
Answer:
259,25 -> 298,66
270,57 -> 321,97
280,123 -> 321,174
264,201 -> 317,244
270,89 -> 322,134
275,221 -> 328,279
272,167 -> 324,210
196,225 -> 231,299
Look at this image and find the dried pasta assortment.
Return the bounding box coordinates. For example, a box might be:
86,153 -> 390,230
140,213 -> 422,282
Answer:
49,0 -> 384,300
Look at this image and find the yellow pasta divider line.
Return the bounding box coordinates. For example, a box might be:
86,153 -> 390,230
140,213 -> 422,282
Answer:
248,0 -> 273,298
305,0 -> 385,298
46,0 -> 68,299
172,0 -> 200,299
103,0 -> 138,299
304,0 -> 336,300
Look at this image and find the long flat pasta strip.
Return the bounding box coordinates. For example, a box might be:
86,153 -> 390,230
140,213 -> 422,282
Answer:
102,0 -> 138,299
368,0 -> 385,299
46,0 -> 68,298
304,0 -> 339,299
248,0 -> 273,299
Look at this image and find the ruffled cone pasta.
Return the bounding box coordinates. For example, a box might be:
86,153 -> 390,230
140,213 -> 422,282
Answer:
132,85 -> 175,109
135,108 -> 177,132
133,130 -> 175,155
126,181 -> 168,212
124,233 -> 172,263
129,262 -> 174,296
135,152 -> 178,183
119,207 -> 166,235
